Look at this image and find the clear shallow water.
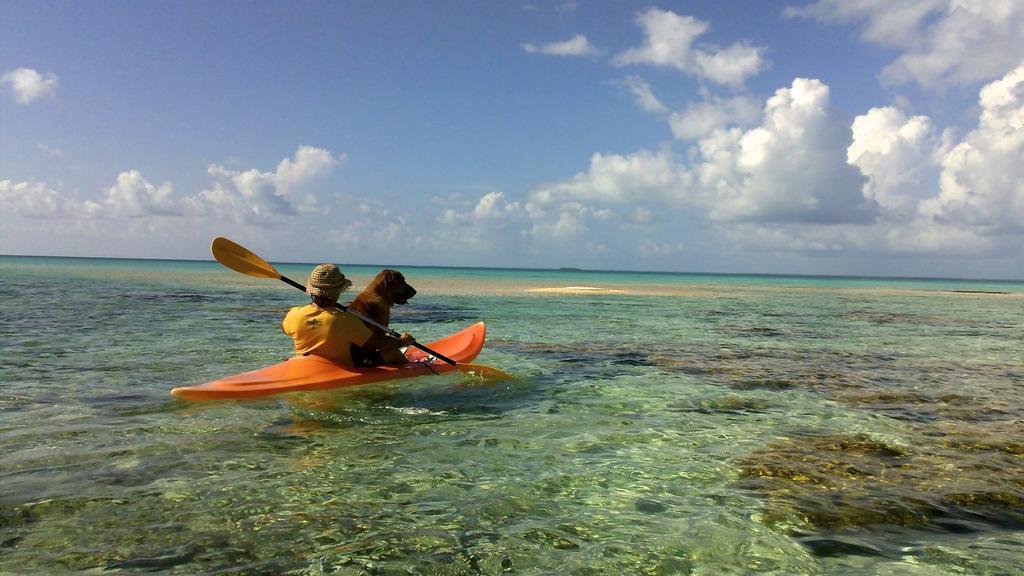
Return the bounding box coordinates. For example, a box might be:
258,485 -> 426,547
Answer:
1,255 -> 1022,575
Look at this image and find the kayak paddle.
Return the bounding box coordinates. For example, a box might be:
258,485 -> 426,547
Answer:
210,237 -> 513,379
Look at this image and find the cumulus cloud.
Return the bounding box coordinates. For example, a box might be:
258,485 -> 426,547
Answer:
848,106 -> 943,218
669,94 -> 761,140
696,79 -> 874,224
787,0 -> 1024,87
438,191 -> 524,225
0,180 -> 64,218
713,65 -> 1024,258
511,6 -> 1022,265
187,145 -> 343,224
920,62 -> 1024,234
530,147 -> 692,206
1,67 -> 59,104
2,146 -> 344,227
523,34 -> 600,57
275,145 -> 344,185
0,179 -> 104,219
103,170 -> 179,217
473,191 -> 523,220
532,78 -> 875,226
614,8 -> 765,87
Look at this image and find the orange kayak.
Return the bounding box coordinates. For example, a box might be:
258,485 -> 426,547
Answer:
171,322 -> 486,400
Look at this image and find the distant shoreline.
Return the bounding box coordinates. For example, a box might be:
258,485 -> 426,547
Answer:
2,253 -> 1022,284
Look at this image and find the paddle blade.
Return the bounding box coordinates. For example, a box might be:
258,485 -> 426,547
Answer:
211,237 -> 281,279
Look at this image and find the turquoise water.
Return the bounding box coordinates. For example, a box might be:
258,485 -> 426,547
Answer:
1,255 -> 1022,574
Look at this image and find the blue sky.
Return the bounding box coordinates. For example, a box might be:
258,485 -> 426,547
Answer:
2,1 -> 1023,279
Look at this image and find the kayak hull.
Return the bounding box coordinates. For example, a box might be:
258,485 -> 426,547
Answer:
171,322 -> 486,400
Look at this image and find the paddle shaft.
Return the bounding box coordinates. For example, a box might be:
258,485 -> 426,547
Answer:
278,274 -> 457,366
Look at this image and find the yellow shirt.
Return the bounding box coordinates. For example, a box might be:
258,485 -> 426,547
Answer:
281,304 -> 373,367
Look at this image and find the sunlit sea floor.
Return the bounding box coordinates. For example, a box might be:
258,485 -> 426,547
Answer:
1,256 -> 1022,575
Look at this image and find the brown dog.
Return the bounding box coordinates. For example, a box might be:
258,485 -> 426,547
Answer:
346,269 -> 417,365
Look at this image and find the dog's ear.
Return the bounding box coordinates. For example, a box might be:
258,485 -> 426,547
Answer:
380,269 -> 398,291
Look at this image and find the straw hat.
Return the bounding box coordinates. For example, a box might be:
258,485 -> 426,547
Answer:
306,263 -> 352,299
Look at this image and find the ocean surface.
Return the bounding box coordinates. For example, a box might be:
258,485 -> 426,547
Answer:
1,254 -> 1022,575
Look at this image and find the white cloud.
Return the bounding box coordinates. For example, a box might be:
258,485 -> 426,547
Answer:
1,68 -> 58,104
190,165 -> 297,221
530,147 -> 692,206
696,78 -> 874,224
920,62 -> 1024,234
474,191 -> 522,219
187,145 -> 342,224
692,42 -> 766,88
275,145 -> 344,185
614,8 -> 765,87
0,180 -> 64,218
787,0 -> 1024,87
848,106 -> 943,218
669,94 -> 761,140
0,179 -> 114,220
438,191 -> 524,225
714,66 -> 1024,258
784,0 -> 943,46
532,79 -> 875,225
0,179 -> 105,220
523,34 -> 600,57
527,202 -> 612,239
2,146 -> 344,227
623,75 -> 668,115
615,9 -> 707,69
103,170 -> 179,217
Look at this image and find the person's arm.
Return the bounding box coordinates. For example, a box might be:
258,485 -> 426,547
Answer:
376,332 -> 414,352
281,308 -> 294,336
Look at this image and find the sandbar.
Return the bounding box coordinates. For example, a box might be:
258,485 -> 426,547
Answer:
525,286 -> 627,295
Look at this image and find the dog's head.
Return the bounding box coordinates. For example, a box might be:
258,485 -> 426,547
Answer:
378,269 -> 416,305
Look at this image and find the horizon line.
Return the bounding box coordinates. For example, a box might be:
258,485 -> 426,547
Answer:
1,252 -> 1022,284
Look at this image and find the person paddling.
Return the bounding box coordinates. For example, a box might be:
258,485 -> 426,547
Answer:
282,264 -> 414,367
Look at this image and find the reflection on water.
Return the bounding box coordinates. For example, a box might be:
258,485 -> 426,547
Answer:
1,256 -> 1022,574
